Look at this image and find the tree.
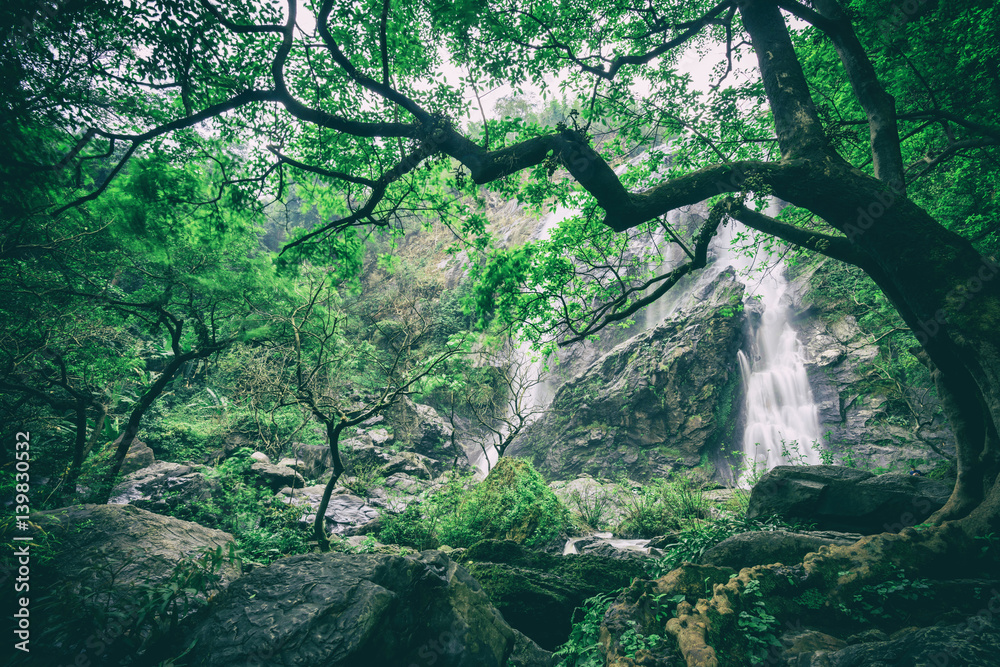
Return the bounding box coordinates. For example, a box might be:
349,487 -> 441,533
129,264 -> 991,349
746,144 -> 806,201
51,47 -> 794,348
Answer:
459,338 -> 551,474
6,0 -> 1000,662
1,152 -> 277,500
247,265 -> 465,550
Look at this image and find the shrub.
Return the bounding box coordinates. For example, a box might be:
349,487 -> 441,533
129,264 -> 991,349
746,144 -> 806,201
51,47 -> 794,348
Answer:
166,450 -> 311,564
375,503 -> 439,550
437,457 -> 569,548
614,476 -> 709,539
568,485 -> 614,531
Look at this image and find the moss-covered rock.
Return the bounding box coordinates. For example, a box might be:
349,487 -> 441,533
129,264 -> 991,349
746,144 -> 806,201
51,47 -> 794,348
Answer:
439,458 -> 570,549
507,269 -> 746,481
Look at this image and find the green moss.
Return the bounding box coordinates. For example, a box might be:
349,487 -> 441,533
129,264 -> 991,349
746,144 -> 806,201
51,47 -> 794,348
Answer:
437,458 -> 570,548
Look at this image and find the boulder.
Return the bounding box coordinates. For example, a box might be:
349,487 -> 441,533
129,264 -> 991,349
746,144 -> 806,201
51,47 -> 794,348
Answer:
285,484 -> 380,534
343,439 -> 435,480
109,461 -> 219,510
577,540 -> 656,560
700,529 -> 862,570
461,539 -> 647,650
201,433 -> 251,464
747,465 -> 951,533
249,451 -> 270,464
30,503 -> 240,589
820,616 -> 1000,666
25,504 -> 240,665
178,550 -> 554,667
366,472 -> 436,512
385,396 -> 459,469
121,438 -> 155,475
285,442 -> 334,478
507,269 -> 746,480
248,461 -> 305,492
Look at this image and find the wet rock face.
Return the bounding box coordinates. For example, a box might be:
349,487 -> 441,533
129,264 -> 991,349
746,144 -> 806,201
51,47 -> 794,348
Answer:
180,550 -> 554,667
248,461 -> 305,492
508,269 -> 746,481
30,503 -> 240,590
820,615 -> 1000,666
385,397 -> 464,473
121,438 -> 156,475
747,465 -> 951,534
459,540 -> 647,651
109,461 -> 219,510
282,442 -> 333,479
27,503 -> 241,664
700,529 -> 862,570
785,260 -> 954,470
284,484 -> 380,535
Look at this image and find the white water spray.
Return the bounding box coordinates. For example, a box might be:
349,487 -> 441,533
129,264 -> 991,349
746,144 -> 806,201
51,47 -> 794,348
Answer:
735,261 -> 823,485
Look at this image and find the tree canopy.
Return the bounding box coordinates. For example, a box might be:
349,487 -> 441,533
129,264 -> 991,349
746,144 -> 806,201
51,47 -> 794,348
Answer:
2,1 -> 999,661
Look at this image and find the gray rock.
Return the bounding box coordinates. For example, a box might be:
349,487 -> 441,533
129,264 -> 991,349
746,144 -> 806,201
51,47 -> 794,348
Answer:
179,550 -> 551,667
460,540 -> 647,651
121,438 -> 155,475
30,503 -> 239,587
286,484 -> 380,534
249,451 -> 270,464
25,505 -> 241,665
248,461 -> 305,492
821,616 -> 1000,666
385,397 -> 459,470
344,440 -> 434,480
366,473 -> 435,511
286,442 -> 333,478
786,259 -> 954,470
781,629 -> 848,666
578,541 -> 654,560
747,465 -> 951,533
109,461 -> 219,509
508,269 -> 746,480
701,529 -> 861,569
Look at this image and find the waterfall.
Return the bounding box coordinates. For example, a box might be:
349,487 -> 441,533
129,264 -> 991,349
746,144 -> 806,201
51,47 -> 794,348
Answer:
735,259 -> 823,485
464,185 -> 824,482
632,206 -> 825,483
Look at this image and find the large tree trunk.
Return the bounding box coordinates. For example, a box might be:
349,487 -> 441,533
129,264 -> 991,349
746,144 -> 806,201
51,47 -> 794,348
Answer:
625,4 -> 1000,665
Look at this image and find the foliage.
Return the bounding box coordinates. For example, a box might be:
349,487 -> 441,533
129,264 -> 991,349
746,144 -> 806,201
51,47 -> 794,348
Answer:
436,457 -> 569,548
736,578 -> 782,664
340,460 -> 387,497
835,565 -> 935,627
374,502 -> 440,551
567,485 -> 615,531
614,476 -> 709,539
166,450 -> 311,565
374,460 -> 569,550
553,591 -> 618,667
647,514 -> 804,579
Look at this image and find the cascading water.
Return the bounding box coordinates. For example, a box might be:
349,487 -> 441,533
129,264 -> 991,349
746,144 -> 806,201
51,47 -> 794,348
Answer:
735,259 -> 823,485
465,178 -> 824,482
630,202 -> 825,482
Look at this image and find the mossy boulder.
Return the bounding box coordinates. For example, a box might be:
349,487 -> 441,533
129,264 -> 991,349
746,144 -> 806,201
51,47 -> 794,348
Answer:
507,269 -> 745,481
461,539 -> 647,650
701,530 -> 861,570
179,550 -> 555,666
440,458 -> 570,549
